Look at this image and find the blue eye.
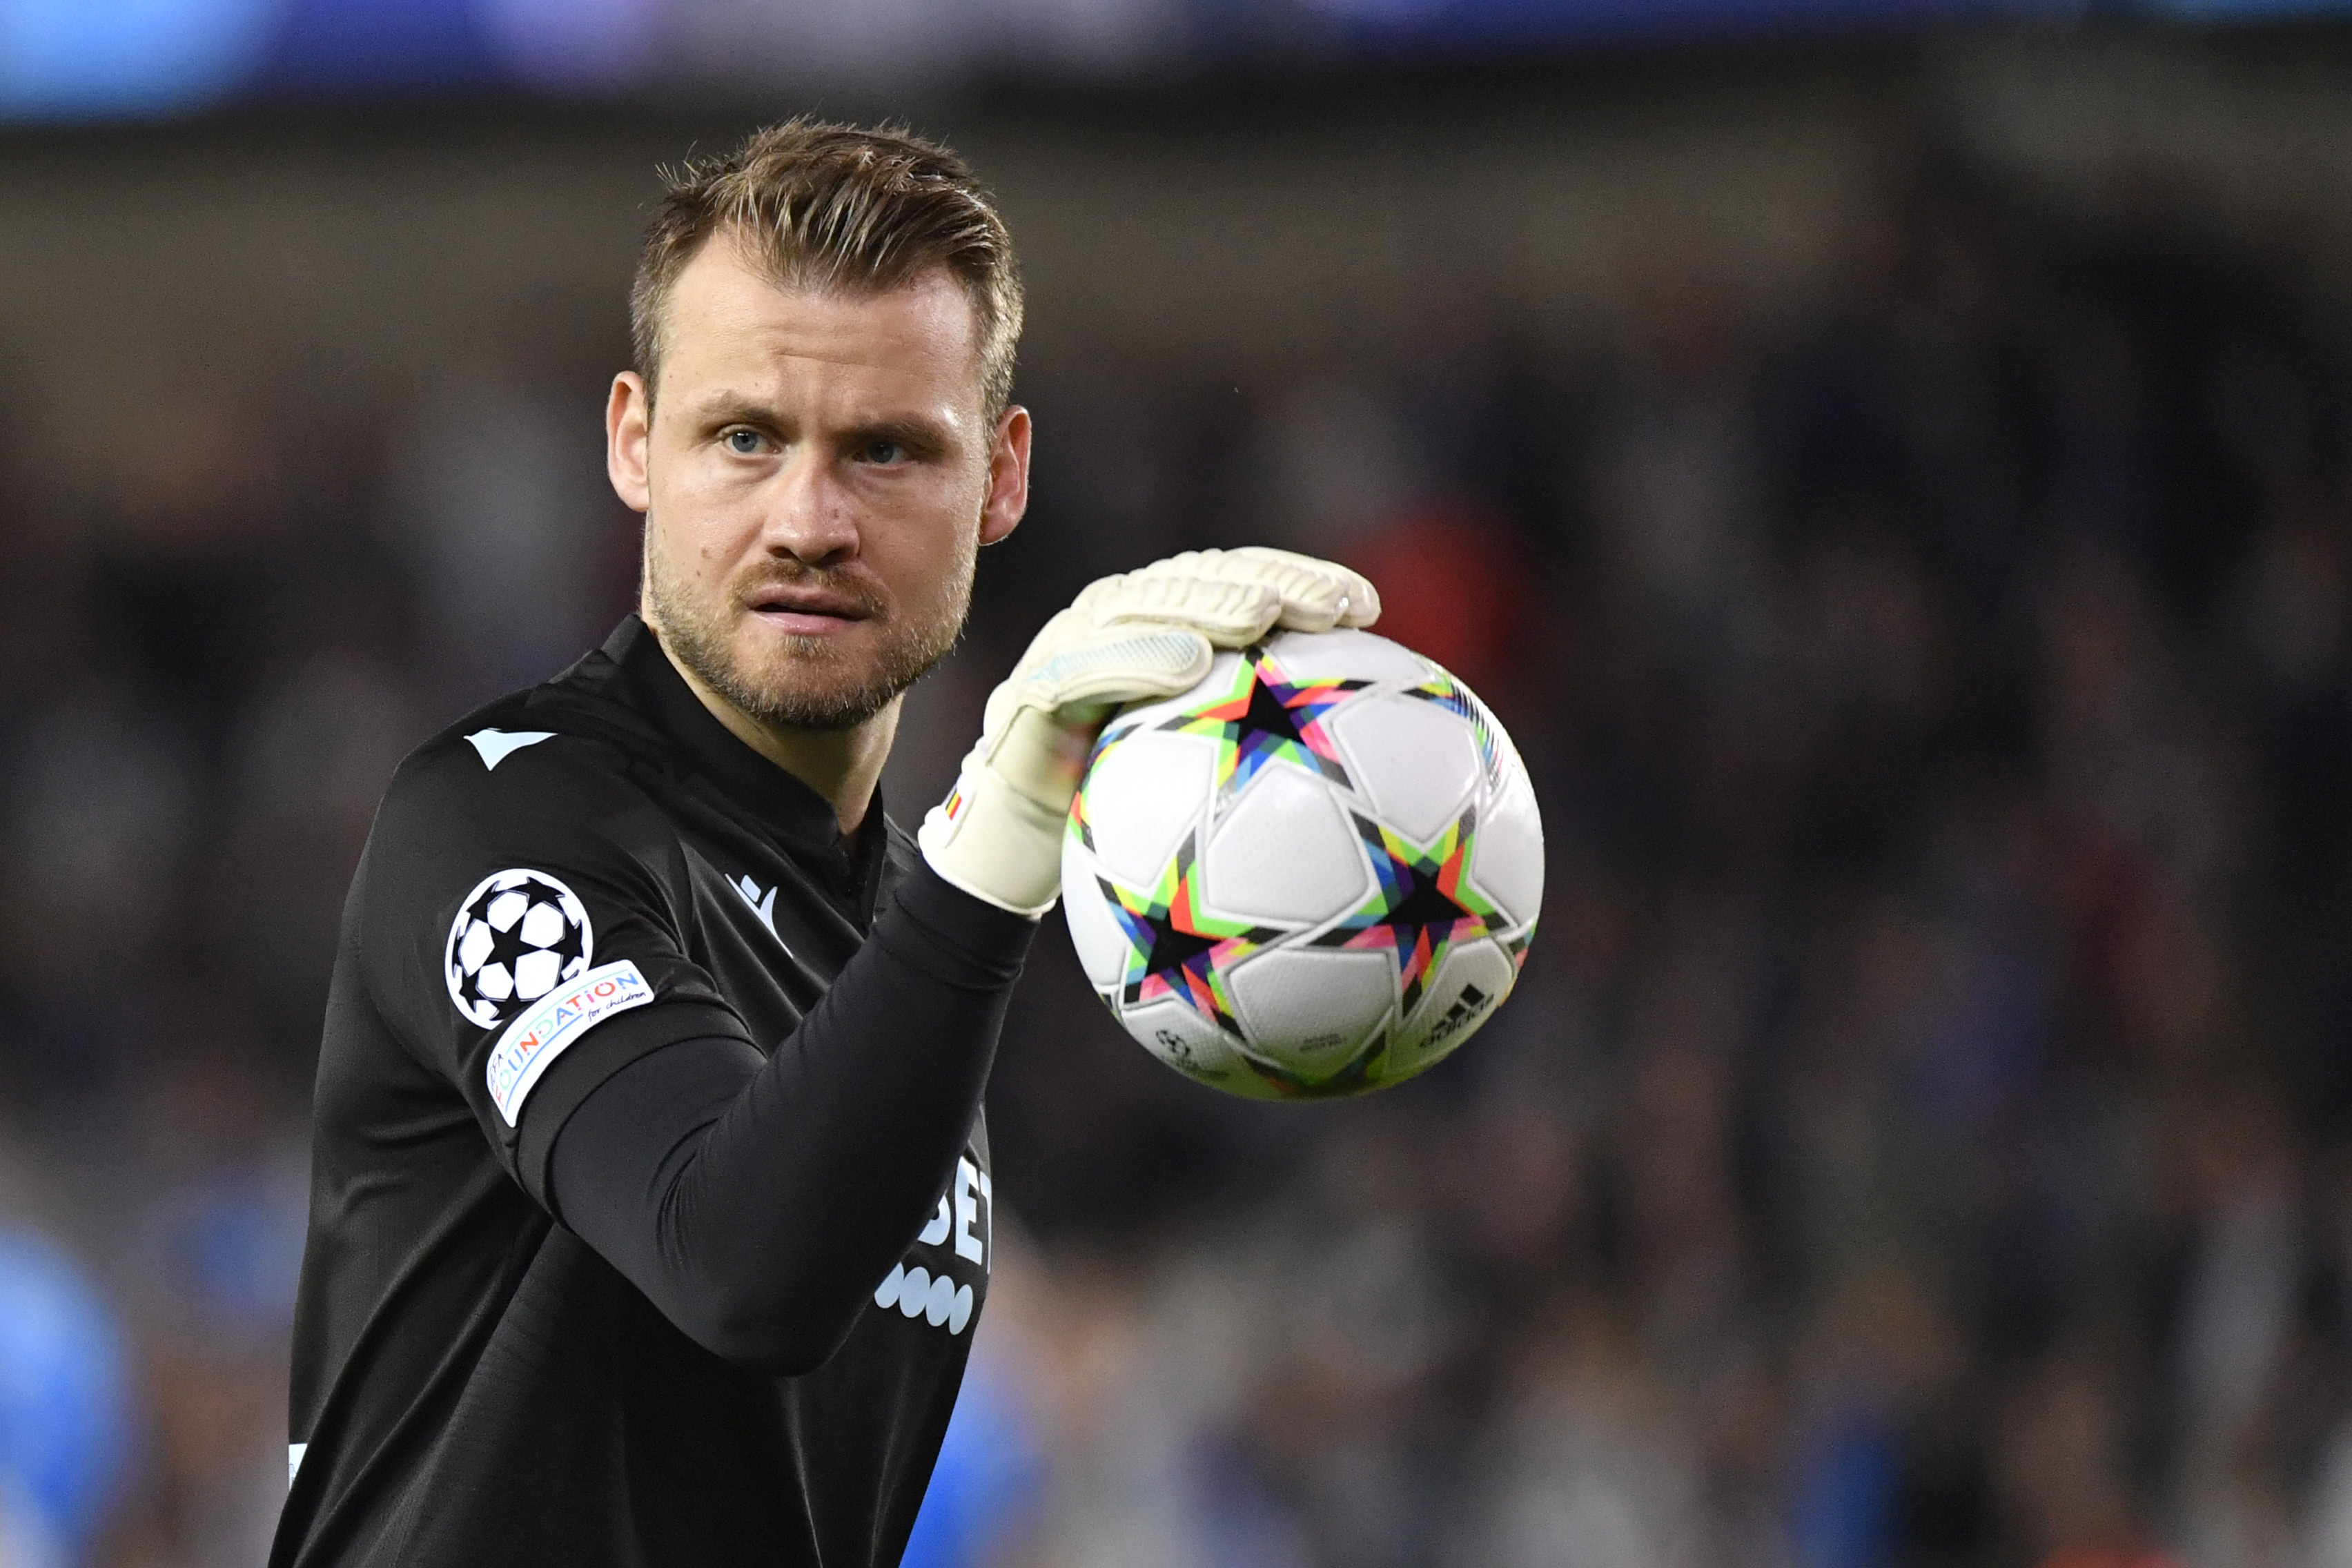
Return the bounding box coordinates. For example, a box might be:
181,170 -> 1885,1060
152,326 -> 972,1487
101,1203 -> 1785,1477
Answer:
725,429 -> 763,455
864,440 -> 904,465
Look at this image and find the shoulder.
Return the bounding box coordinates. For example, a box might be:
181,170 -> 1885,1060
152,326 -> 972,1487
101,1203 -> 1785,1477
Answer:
351,689 -> 698,1025
384,697 -> 638,832
377,629 -> 692,834
366,678 -> 686,898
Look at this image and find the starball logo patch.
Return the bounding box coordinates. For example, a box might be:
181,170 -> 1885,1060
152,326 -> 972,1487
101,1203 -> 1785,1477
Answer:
446,868 -> 593,1030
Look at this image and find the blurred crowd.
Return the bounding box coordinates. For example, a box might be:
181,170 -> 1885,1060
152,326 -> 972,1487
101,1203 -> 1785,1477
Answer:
3,134 -> 2352,1568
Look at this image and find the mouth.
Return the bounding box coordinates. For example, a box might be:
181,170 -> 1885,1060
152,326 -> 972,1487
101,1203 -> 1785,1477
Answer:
745,585 -> 872,636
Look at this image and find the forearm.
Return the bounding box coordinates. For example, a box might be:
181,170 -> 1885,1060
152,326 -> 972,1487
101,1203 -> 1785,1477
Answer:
550,862 -> 1035,1373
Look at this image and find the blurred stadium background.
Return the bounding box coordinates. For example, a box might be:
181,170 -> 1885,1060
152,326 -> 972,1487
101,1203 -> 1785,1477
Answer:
9,3 -> 2352,1566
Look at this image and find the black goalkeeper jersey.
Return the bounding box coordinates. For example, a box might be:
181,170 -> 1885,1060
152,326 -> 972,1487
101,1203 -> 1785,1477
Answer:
273,616 -> 1021,1568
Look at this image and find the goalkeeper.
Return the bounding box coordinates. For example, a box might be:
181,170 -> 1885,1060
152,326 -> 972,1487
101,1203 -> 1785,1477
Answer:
270,119 -> 1374,1568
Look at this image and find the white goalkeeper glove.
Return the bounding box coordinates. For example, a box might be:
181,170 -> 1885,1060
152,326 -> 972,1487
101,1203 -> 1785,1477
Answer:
919,547 -> 1382,917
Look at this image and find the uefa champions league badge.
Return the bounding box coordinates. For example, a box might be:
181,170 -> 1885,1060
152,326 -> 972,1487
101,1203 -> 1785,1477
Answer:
446,869 -> 594,1030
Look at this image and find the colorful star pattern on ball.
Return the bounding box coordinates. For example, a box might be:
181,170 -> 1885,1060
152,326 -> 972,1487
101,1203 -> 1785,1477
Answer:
1149,645 -> 1369,801
1404,670 -> 1500,778
1095,843 -> 1280,1038
1313,810 -> 1502,1015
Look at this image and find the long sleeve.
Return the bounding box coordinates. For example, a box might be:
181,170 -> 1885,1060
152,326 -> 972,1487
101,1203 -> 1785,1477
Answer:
547,861 -> 1035,1375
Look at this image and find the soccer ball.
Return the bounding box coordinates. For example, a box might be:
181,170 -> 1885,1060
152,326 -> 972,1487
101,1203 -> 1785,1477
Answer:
1060,627 -> 1542,1099
444,868 -> 594,1030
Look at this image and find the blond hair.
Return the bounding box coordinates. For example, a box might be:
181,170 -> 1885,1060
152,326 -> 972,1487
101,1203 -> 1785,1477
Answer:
630,118 -> 1023,418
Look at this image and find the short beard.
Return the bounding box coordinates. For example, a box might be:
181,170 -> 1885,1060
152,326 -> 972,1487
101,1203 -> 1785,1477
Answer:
645,539 -> 972,734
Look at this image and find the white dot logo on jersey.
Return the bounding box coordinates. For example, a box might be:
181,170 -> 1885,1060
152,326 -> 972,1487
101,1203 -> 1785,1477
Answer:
869,1157 -> 989,1337
444,869 -> 594,1029
874,1264 -> 975,1335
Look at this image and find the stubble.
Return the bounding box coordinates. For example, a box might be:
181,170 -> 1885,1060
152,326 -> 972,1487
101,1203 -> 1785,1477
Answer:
645,536 -> 974,734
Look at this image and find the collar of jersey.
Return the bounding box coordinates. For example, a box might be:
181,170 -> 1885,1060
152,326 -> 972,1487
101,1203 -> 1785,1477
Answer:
602,614 -> 885,873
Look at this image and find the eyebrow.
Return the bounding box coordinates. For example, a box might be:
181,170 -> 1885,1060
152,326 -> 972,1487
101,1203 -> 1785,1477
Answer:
836,417 -> 952,458
684,392 -> 787,431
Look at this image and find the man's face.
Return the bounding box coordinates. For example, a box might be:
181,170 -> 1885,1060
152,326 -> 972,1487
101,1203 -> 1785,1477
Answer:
607,239 -> 1028,734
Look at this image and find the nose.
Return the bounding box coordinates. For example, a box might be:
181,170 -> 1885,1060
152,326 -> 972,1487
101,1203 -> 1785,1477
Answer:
758,448 -> 861,567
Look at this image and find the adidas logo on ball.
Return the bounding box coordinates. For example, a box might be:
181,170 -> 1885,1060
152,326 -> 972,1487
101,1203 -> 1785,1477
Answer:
1424,983 -> 1493,1049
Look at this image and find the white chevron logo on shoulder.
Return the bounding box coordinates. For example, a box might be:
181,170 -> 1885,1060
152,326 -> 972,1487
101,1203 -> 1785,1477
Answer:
466,729 -> 556,771
733,874 -> 787,950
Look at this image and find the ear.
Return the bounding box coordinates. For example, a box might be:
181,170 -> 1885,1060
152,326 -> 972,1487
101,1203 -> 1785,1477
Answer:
978,404 -> 1030,547
607,371 -> 652,513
